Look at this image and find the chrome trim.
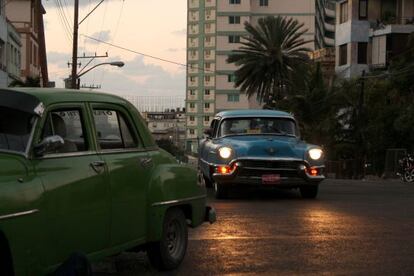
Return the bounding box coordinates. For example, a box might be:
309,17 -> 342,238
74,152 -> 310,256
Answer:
40,151 -> 97,159
231,157 -> 305,163
98,147 -> 148,154
0,209 -> 39,221
243,167 -> 298,171
25,117 -> 39,158
152,195 -> 207,207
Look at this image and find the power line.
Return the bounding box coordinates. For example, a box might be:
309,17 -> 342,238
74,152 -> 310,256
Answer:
81,34 -> 215,73
54,0 -> 73,43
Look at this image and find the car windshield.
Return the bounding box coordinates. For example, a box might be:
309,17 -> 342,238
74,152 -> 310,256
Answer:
0,107 -> 36,153
219,117 -> 297,137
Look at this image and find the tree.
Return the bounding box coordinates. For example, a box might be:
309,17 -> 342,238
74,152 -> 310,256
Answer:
227,16 -> 311,104
9,77 -> 41,87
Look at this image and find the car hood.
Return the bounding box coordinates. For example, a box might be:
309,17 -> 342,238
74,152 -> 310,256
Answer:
217,135 -> 308,160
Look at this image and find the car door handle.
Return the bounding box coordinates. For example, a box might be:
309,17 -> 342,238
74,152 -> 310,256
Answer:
140,157 -> 153,168
90,161 -> 105,173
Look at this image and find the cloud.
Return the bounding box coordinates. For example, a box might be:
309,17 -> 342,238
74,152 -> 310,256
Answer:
85,30 -> 111,44
171,28 -> 186,36
47,53 -> 185,98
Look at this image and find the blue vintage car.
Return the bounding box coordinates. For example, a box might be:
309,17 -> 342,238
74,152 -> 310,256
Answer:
198,110 -> 325,199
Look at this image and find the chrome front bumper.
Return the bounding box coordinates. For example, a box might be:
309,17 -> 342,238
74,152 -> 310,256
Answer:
211,158 -> 325,186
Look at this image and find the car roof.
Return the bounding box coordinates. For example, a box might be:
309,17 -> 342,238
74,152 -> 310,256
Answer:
1,87 -> 128,107
216,109 -> 294,119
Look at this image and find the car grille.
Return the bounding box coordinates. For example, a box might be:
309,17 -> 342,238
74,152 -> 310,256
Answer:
237,159 -> 304,178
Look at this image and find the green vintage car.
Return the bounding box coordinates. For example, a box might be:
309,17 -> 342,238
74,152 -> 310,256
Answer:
0,88 -> 215,275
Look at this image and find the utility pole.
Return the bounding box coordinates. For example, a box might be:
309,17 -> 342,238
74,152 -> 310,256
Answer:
70,0 -> 79,89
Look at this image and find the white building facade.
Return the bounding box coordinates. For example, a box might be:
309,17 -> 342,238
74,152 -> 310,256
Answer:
185,0 -> 316,153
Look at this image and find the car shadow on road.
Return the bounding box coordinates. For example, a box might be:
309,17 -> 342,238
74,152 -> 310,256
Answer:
92,252 -> 179,276
207,187 -> 306,201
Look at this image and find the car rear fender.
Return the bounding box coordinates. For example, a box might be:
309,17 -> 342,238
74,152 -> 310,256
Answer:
146,164 -> 206,241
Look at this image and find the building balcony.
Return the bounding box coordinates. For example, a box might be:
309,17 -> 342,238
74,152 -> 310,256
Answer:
324,22 -> 335,32
324,36 -> 335,46
370,23 -> 414,36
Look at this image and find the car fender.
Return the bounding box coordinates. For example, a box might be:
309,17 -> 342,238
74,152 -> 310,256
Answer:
145,163 -> 206,241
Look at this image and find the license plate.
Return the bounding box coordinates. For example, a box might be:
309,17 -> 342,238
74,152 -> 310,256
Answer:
262,174 -> 281,185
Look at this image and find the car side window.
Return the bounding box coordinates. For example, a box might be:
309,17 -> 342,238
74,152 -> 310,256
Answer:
93,109 -> 138,150
42,109 -> 88,153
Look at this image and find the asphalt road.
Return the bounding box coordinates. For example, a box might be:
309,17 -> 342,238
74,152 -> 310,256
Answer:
94,179 -> 414,275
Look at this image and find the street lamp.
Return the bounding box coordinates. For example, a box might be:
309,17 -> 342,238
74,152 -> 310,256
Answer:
75,61 -> 125,89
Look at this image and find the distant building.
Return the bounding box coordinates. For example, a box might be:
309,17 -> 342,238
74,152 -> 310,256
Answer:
142,109 -> 186,149
186,0 -> 318,153
6,19 -> 22,85
0,0 -> 8,86
6,0 -> 48,86
310,47 -> 336,83
335,0 -> 414,78
315,0 -> 336,49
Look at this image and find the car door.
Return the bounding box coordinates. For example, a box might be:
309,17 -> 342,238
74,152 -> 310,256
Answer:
90,104 -> 150,246
32,103 -> 111,266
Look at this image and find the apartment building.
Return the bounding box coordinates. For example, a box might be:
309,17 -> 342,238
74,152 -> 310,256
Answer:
316,0 -> 336,48
6,0 -> 48,86
0,0 -> 22,87
186,0 -> 316,153
0,0 -> 8,86
335,0 -> 414,78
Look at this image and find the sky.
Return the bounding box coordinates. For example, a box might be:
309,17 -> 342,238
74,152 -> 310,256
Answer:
44,0 -> 187,98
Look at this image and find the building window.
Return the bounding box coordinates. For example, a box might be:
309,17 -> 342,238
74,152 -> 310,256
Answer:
205,103 -> 210,109
227,94 -> 240,102
190,116 -> 195,121
229,16 -> 241,24
205,49 -> 211,56
228,35 -> 241,43
189,103 -> 195,109
339,44 -> 348,66
205,89 -> 210,95
190,50 -> 197,57
205,23 -> 211,30
227,74 -> 236,82
357,42 -> 368,64
340,1 -> 348,23
206,10 -> 211,18
359,0 -> 368,20
205,63 -> 211,69
190,129 -> 195,135
259,0 -> 268,6
205,36 -> 211,43
190,76 -> 196,82
204,116 -> 210,122
230,0 -> 241,4
190,89 -> 196,95
205,76 -> 211,82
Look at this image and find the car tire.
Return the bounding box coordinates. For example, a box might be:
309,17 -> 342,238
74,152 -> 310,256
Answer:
147,208 -> 188,270
300,185 -> 318,199
214,182 -> 228,199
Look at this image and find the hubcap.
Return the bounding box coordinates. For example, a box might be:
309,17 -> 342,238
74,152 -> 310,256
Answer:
166,219 -> 183,258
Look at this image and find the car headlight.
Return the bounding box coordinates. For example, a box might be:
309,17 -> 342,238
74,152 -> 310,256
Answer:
309,148 -> 323,160
218,147 -> 232,159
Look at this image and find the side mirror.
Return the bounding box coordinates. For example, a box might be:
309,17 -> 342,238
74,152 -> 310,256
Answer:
34,135 -> 64,156
204,128 -> 213,138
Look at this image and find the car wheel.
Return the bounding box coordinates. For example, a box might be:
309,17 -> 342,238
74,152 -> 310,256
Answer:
147,208 -> 188,270
403,170 -> 414,182
214,182 -> 228,199
300,185 -> 319,199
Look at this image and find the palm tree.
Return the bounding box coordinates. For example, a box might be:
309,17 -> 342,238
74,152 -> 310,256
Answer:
227,16 -> 311,104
